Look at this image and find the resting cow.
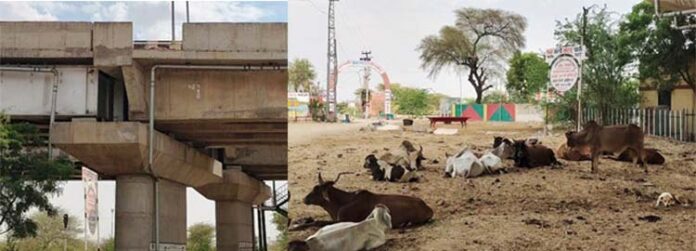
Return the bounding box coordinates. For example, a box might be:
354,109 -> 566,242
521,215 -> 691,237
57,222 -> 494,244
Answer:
512,140 -> 560,168
479,152 -> 505,174
613,148 -> 665,165
492,137 -> 514,159
303,173 -> 433,228
556,143 -> 592,161
305,205 -> 391,251
399,140 -> 427,170
364,154 -> 418,182
566,121 -> 647,173
444,149 -> 486,178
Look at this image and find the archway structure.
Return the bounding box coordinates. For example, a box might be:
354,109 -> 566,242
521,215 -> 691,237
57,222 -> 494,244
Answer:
327,60 -> 392,121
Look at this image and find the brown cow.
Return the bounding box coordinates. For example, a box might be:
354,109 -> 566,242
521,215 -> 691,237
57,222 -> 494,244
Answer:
512,140 -> 561,168
556,143 -> 592,161
303,172 -> 433,228
566,121 -> 647,173
612,148 -> 665,165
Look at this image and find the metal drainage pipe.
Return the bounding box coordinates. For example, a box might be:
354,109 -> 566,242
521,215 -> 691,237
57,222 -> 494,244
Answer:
148,64 -> 285,250
0,66 -> 59,159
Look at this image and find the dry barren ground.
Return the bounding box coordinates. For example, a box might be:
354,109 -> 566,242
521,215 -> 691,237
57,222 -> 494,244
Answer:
288,120 -> 696,251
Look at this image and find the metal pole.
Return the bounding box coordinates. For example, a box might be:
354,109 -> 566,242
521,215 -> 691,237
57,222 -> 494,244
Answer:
186,1 -> 190,23
171,1 -> 175,41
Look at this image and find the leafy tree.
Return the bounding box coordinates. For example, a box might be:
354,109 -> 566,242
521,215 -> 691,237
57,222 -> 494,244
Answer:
0,115 -> 73,238
553,6 -> 640,124
419,8 -> 527,103
482,90 -> 509,104
392,86 -> 432,116
268,213 -> 288,251
621,1 -> 696,105
12,210 -> 82,251
101,237 -> 115,251
186,223 -> 215,251
506,51 -> 549,102
289,58 -> 317,92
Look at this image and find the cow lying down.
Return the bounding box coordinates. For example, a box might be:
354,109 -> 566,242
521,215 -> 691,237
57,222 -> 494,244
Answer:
444,149 -> 505,178
303,173 -> 433,228
364,154 -> 419,182
557,142 -> 665,165
512,140 -> 561,168
304,205 -> 392,251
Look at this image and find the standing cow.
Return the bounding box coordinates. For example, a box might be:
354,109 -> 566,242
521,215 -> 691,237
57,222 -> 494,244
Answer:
566,121 -> 647,173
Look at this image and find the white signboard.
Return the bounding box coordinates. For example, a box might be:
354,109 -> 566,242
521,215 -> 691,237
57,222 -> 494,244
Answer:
550,56 -> 580,92
82,167 -> 99,241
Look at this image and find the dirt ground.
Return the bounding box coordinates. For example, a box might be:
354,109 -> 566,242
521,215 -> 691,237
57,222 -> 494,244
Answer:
288,120 -> 696,251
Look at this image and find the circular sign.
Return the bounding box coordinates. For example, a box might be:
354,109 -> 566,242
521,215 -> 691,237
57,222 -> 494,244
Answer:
550,56 -> 580,92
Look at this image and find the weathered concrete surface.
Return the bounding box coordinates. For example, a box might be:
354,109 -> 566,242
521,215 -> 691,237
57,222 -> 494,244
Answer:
93,22 -> 133,66
195,169 -> 271,204
52,121 -> 223,187
182,23 -> 286,53
225,145 -> 287,179
121,60 -> 148,119
0,22 -> 93,58
115,175 -> 186,251
152,69 -> 287,121
216,200 -> 254,251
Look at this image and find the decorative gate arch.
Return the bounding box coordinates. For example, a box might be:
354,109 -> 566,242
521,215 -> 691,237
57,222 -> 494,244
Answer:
327,60 -> 392,120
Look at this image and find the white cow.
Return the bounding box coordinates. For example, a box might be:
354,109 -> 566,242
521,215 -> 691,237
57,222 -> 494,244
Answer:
478,152 -> 505,174
306,205 -> 392,251
444,149 -> 485,178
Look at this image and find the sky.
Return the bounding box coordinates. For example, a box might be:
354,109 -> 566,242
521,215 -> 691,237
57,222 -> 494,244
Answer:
289,0 -> 637,102
0,0 -> 287,243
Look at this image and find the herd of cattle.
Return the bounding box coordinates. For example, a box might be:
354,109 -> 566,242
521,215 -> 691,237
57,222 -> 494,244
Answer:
289,121 -> 668,251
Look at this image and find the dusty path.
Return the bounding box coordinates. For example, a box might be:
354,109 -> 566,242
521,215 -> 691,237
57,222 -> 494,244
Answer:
288,120 -> 696,250
289,120 -> 371,146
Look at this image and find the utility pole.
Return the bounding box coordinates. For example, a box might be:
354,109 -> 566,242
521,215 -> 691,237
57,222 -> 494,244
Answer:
171,1 -> 176,41
326,0 -> 339,122
577,6 -> 589,131
360,51 -> 372,119
186,1 -> 190,23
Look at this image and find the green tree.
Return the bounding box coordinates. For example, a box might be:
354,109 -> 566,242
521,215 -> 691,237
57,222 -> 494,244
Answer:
392,86 -> 432,116
187,223 -> 215,251
621,1 -> 696,106
0,115 -> 73,238
419,8 -> 527,103
482,90 -> 509,104
506,51 -> 549,102
13,210 -> 82,251
268,213 -> 288,251
553,6 -> 640,124
289,58 -> 317,92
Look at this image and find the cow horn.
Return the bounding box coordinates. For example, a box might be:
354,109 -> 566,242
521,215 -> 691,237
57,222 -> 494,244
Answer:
334,172 -> 352,183
317,172 -> 325,184
419,145 -> 423,152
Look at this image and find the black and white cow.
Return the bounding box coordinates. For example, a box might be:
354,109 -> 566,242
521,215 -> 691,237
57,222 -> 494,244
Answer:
364,154 -> 418,182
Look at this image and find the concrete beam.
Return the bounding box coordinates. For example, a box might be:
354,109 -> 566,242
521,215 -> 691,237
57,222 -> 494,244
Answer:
182,23 -> 286,54
93,22 -> 133,66
52,121 -> 222,187
153,70 -> 287,121
0,22 -> 93,59
121,60 -> 148,119
225,144 -> 286,167
195,169 -> 270,205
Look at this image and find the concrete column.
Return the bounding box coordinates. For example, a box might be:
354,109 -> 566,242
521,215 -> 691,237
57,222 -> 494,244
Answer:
216,200 -> 254,251
115,175 -> 187,251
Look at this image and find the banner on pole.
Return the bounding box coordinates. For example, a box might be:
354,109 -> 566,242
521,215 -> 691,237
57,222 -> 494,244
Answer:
82,167 -> 98,241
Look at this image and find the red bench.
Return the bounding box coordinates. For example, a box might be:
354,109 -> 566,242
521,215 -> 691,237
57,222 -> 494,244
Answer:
427,116 -> 469,128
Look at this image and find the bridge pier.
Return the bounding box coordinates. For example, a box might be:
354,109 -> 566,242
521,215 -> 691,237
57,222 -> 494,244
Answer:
115,175 -> 187,250
196,168 -> 270,251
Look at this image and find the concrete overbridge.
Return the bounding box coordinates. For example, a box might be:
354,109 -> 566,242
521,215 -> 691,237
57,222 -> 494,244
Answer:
0,21 -> 287,251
